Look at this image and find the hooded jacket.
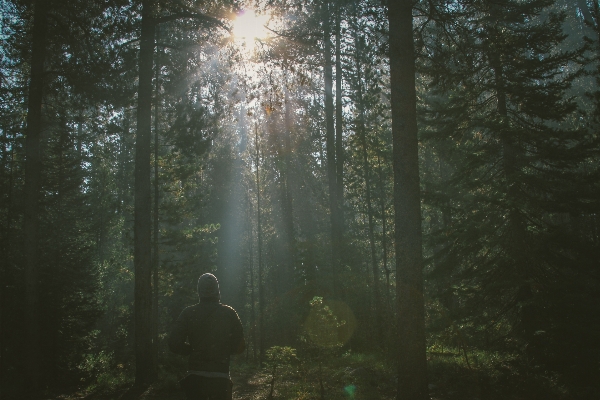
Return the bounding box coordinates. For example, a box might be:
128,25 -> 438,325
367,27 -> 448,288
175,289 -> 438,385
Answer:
168,273 -> 245,374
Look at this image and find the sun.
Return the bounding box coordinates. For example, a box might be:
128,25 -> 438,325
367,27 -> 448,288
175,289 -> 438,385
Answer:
231,9 -> 271,48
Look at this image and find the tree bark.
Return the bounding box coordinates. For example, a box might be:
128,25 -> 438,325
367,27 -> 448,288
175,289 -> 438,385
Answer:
134,0 -> 156,386
23,0 -> 48,393
388,1 -> 428,399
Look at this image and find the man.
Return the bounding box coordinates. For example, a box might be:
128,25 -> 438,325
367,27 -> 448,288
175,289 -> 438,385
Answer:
169,273 -> 245,400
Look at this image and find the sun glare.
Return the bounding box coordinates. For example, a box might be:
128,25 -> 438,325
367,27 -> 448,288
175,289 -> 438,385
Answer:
232,9 -> 271,46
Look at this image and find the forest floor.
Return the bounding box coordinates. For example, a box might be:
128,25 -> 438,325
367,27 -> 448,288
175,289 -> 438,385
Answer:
56,367 -> 397,400
53,351 -> 401,400
60,366 -> 271,399
53,366 -> 389,400
53,349 -> 594,400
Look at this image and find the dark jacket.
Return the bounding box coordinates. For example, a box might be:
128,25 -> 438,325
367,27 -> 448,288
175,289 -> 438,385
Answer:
168,301 -> 245,373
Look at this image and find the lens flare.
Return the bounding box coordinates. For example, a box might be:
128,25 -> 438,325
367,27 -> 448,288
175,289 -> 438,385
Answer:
304,299 -> 356,347
344,384 -> 357,398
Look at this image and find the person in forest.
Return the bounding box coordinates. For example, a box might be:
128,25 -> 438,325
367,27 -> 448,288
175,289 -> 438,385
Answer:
169,273 -> 245,400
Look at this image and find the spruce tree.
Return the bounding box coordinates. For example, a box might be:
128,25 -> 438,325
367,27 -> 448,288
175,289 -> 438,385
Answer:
420,0 -> 597,379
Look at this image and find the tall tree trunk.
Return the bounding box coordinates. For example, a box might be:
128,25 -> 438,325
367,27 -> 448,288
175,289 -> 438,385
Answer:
134,0 -> 155,386
117,115 -> 129,216
323,2 -> 340,296
23,0 -> 48,393
354,34 -> 382,341
151,28 -> 161,382
247,193 -> 257,362
49,123 -> 67,385
377,153 -> 391,307
388,1 -> 428,399
282,83 -> 295,296
491,49 -> 527,290
335,1 -> 344,235
1,128 -> 15,390
255,124 -> 265,367
490,45 -> 523,231
439,158 -> 451,229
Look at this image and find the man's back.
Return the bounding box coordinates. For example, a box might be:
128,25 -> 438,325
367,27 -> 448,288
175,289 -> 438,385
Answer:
169,301 -> 244,374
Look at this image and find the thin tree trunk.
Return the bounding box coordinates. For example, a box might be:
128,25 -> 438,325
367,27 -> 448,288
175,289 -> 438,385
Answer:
134,0 -> 155,386
335,0 -> 344,234
49,123 -> 67,384
0,127 -> 14,390
377,153 -> 391,307
388,1 -> 428,399
282,83 -> 295,296
117,115 -> 128,216
76,114 -> 83,160
491,48 -> 528,291
323,2 -> 340,296
490,49 -> 524,241
98,185 -> 105,260
0,128 -> 5,383
353,34 -> 382,341
23,0 -> 48,392
255,124 -> 264,367
248,193 -> 257,362
151,26 -> 161,382
439,158 -> 451,229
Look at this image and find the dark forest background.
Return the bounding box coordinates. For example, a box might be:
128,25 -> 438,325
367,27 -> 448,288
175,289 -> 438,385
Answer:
1,0 -> 599,399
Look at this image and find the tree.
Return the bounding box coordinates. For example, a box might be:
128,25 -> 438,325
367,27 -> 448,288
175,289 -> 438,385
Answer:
322,0 -> 343,295
0,2 -> 121,395
22,0 -> 48,393
419,0 -> 598,386
133,0 -> 155,387
335,0 -> 344,250
388,1 -> 428,399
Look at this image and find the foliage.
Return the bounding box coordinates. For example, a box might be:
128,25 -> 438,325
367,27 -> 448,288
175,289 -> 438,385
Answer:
418,0 -> 600,393
266,345 -> 297,398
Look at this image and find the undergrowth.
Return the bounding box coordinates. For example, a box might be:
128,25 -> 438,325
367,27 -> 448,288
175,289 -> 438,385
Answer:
68,346 -> 598,399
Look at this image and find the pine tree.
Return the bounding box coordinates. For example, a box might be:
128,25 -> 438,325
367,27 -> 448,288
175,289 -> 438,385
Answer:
420,0 -> 598,380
